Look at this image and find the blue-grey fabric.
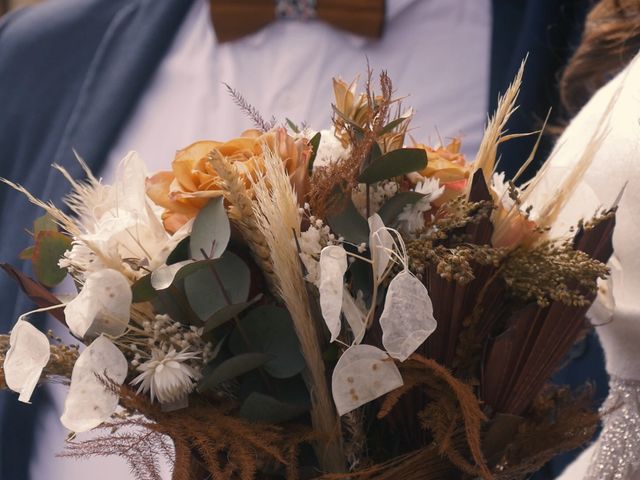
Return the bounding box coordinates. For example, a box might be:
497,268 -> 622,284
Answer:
0,0 -> 598,478
0,1 -> 195,477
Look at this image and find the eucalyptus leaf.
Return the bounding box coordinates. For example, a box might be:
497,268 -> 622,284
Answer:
32,231 -> 72,287
198,352 -> 272,392
326,197 -> 369,245
229,306 -> 305,379
150,260 -> 194,290
184,252 -> 250,321
190,197 -> 230,260
166,236 -> 191,264
357,148 -> 427,184
239,392 -> 308,423
131,274 -> 155,303
377,191 -> 425,226
203,295 -> 262,333
33,214 -> 58,235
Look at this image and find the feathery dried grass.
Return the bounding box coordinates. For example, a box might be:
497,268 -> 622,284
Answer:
249,147 -> 345,473
0,179 -> 80,237
471,59 -> 525,188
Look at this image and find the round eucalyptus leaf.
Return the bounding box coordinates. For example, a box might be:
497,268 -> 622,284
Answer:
229,306 -> 305,379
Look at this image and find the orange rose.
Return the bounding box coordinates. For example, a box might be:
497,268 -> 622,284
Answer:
147,129 -> 310,233
409,138 -> 472,207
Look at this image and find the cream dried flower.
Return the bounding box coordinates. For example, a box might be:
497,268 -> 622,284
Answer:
131,348 -> 200,404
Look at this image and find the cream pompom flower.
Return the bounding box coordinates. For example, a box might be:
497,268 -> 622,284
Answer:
132,348 -> 201,404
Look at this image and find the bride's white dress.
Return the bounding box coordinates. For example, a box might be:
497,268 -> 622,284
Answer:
527,51 -> 640,479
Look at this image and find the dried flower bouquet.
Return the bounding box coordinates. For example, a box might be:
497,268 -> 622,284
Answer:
0,65 -> 615,479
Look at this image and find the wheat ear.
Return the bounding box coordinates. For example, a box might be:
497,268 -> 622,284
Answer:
249,147 -> 346,473
206,149 -> 277,287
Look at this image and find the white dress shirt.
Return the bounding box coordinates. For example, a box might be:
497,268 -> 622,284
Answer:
33,0 -> 491,478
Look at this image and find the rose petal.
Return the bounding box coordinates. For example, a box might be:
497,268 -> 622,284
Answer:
319,246 -> 348,342
368,214 -> 394,281
3,320 -> 50,403
64,269 -> 131,339
332,344 -> 403,416
380,271 -> 437,361
60,336 -> 128,432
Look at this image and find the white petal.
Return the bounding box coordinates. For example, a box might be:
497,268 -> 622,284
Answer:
64,269 -> 132,339
332,344 -> 403,416
368,214 -> 393,281
319,246 -> 347,342
60,336 -> 128,432
341,289 -> 366,344
380,271 -> 437,361
3,320 -> 50,403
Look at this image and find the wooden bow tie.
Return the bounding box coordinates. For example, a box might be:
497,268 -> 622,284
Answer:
210,0 -> 385,43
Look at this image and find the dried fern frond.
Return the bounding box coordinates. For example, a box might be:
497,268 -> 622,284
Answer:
249,147 -> 345,473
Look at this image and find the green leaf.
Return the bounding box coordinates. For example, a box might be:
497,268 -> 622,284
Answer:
166,236 -> 190,264
377,191 -> 425,226
131,274 -> 155,303
33,214 -> 58,235
332,105 -> 364,134
190,197 -> 230,260
203,295 -> 262,333
198,352 -> 272,392
285,118 -> 300,134
327,197 -> 369,245
184,252 -> 250,321
229,306 -> 305,379
379,115 -> 411,136
32,231 -> 71,287
357,148 -> 427,184
307,132 -> 322,174
239,392 -> 308,423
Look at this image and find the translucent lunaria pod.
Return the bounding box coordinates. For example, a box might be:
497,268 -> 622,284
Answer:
319,245 -> 348,342
380,271 -> 437,361
60,335 -> 128,432
332,344 -> 403,416
3,320 -> 50,403
64,268 -> 132,339
368,214 -> 394,282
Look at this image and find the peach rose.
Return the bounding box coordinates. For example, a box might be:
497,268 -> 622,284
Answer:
147,129 -> 310,233
409,138 -> 472,207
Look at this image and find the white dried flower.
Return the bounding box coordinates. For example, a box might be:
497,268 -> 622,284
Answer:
131,348 -> 200,404
398,177 -> 444,236
492,172 -> 518,210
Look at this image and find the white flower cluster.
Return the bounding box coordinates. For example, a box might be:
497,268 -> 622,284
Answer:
397,177 -> 444,237
59,152 -> 191,283
297,127 -> 351,171
352,181 -> 399,218
298,204 -> 341,285
130,314 -> 216,405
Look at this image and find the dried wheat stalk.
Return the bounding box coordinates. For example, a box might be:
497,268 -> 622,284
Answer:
249,147 -> 346,473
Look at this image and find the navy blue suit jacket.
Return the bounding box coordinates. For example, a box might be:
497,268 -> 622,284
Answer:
0,1 -> 597,478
